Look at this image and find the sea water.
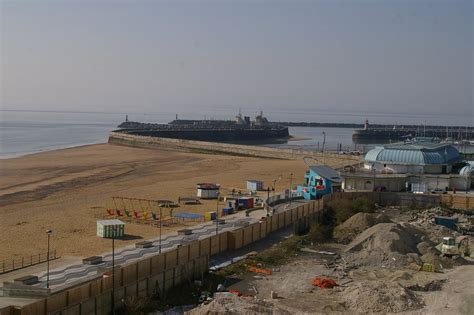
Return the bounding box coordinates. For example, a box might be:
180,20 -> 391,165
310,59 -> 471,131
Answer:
0,109 -> 471,159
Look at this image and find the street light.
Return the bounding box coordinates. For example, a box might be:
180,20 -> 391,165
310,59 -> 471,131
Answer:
322,132 -> 326,165
111,226 -> 117,315
372,164 -> 376,191
215,192 -> 220,236
159,207 -> 163,254
272,175 -> 282,197
289,173 -> 294,205
46,230 -> 52,289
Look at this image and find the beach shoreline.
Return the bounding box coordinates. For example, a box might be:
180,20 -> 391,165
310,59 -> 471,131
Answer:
0,143 -> 357,260
0,141 -> 109,160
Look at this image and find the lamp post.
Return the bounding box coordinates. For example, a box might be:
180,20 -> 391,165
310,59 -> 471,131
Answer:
46,230 -> 52,289
215,192 -> 220,236
159,207 -> 163,254
111,226 -> 117,315
322,132 -> 326,165
289,173 -> 294,205
272,175 -> 282,197
466,172 -> 470,194
372,164 -> 376,191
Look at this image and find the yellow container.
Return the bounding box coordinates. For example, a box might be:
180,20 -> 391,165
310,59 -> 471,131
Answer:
205,211 -> 217,221
420,263 -> 437,273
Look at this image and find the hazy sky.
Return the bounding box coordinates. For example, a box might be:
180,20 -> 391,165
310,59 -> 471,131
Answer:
1,0 -> 472,122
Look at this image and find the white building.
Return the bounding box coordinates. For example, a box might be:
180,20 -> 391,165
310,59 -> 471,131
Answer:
196,183 -> 221,199
342,139 -> 472,192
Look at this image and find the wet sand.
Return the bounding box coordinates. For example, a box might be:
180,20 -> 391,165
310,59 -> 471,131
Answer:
0,143 -> 356,260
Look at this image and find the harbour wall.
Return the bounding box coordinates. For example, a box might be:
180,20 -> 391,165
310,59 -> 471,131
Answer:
114,127 -> 290,142
108,132 -> 361,162
352,128 -> 474,141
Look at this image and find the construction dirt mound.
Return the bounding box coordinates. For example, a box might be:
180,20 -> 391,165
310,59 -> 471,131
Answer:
343,280 -> 424,313
343,222 -> 425,268
334,212 -> 392,243
186,293 -> 291,315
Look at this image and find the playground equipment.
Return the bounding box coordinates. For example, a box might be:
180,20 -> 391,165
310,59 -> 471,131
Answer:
105,197 -> 206,225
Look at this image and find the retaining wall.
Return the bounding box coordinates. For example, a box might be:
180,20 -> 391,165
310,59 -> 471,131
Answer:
108,132 -> 360,162
323,192 -> 474,211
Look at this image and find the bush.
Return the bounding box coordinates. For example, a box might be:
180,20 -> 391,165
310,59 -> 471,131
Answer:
327,196 -> 375,225
352,196 -> 376,213
308,222 -> 333,242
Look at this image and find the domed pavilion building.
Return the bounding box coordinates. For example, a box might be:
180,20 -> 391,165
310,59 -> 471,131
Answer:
342,138 -> 471,192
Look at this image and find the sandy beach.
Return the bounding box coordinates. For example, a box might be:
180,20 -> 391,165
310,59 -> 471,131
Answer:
0,143 -> 356,261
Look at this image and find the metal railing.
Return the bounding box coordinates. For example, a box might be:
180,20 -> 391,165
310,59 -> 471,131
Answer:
0,250 -> 58,274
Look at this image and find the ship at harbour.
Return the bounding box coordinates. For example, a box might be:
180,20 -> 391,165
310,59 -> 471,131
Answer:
115,112 -> 290,144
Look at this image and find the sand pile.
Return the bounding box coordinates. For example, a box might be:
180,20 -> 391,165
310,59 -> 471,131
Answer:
343,281 -> 423,313
343,222 -> 425,268
334,212 -> 392,243
186,293 -> 291,315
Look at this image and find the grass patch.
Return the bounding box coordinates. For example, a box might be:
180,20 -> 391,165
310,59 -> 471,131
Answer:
117,273 -> 228,314
217,235 -> 306,277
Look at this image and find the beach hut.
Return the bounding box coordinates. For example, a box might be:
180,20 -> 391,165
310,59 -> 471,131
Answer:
196,183 -> 220,199
97,219 -> 125,238
247,180 -> 264,191
296,165 -> 342,200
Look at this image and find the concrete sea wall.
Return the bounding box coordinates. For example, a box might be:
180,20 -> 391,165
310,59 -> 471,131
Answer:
108,132 -> 361,162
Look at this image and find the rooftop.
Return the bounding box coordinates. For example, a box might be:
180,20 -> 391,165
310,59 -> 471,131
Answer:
308,165 -> 343,183
365,139 -> 461,165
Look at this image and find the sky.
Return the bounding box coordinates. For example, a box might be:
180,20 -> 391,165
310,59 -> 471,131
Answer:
0,0 -> 473,123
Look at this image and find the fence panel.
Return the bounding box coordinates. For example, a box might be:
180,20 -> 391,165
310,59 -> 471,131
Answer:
0,250 -> 58,274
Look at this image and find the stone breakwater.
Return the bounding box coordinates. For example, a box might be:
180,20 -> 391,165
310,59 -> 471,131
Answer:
108,131 -> 361,162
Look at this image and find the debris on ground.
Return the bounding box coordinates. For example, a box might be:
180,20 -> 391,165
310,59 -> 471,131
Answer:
407,279 -> 447,292
228,289 -> 242,296
311,277 -> 338,289
248,266 -> 273,275
300,248 -> 336,255
185,206 -> 473,314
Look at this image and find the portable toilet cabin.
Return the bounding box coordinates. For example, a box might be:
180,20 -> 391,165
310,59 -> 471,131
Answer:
237,197 -> 254,209
247,180 -> 264,191
197,183 -> 220,199
296,165 -> 343,200
97,219 -> 125,238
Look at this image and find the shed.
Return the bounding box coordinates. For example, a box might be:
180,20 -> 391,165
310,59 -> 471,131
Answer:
247,180 -> 264,191
197,183 -> 220,199
297,165 -> 342,200
97,219 -> 125,238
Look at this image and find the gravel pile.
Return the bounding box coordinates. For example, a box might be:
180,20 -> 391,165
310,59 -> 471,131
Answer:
334,212 -> 392,243
343,222 -> 425,268
186,293 -> 291,315
343,280 -> 424,313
